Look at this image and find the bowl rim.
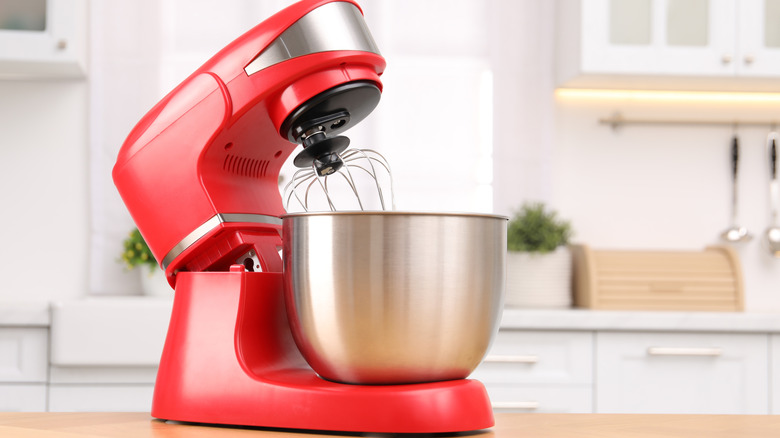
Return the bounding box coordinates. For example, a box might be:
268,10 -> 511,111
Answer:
281,211 -> 508,220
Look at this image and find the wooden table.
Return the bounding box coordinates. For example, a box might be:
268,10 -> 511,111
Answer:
0,412 -> 778,437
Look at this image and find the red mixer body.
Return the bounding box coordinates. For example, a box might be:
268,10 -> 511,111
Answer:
113,0 -> 495,433
151,266 -> 495,433
113,0 -> 384,285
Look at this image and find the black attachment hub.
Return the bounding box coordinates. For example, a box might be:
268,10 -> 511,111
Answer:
281,81 -> 381,143
302,131 -> 328,148
298,112 -> 351,145
293,135 -> 350,176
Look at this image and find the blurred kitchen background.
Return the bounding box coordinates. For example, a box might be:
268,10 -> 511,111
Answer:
1,0 -> 778,310
1,0 -> 780,414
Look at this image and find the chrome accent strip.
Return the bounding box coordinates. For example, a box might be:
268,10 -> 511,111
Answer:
161,213 -> 283,270
245,2 -> 380,75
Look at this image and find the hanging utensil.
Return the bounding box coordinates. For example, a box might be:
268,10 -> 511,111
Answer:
764,132 -> 780,257
721,135 -> 751,243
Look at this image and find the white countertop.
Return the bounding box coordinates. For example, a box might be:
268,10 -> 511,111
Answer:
0,301 -> 50,326
500,308 -> 780,333
6,299 -> 780,337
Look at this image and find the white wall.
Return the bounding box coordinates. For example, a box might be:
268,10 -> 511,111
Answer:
489,2 -> 780,312
490,1 -> 557,216
554,96 -> 780,312
89,0 -> 164,295
0,80 -> 89,301
2,0 -> 777,310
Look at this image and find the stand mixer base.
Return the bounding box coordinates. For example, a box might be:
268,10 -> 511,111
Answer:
151,269 -> 495,434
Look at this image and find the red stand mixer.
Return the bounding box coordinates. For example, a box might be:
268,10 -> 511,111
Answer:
113,0 -> 501,433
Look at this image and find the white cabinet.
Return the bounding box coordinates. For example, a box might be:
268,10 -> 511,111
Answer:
737,0 -> 780,77
557,0 -> 780,90
48,367 -> 158,412
571,0 -> 736,76
0,384 -> 47,411
772,334 -> 780,414
0,0 -> 87,78
0,328 -> 49,411
595,331 -> 768,414
0,328 -> 48,382
48,299 -> 171,412
471,330 -> 593,413
48,385 -> 154,412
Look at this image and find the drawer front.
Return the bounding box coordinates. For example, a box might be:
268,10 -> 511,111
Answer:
0,328 -> 48,382
48,385 -> 154,412
485,384 -> 592,413
0,384 -> 47,411
472,330 -> 593,384
596,331 -> 768,414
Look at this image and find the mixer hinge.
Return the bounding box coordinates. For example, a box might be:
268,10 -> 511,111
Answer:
236,249 -> 262,272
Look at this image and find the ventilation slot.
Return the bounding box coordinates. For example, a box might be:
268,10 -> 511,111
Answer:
223,154 -> 270,179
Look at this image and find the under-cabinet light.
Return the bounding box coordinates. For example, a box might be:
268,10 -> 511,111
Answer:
555,88 -> 780,103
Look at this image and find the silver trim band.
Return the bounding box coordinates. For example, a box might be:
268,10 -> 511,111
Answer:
161,213 -> 283,270
244,2 -> 380,75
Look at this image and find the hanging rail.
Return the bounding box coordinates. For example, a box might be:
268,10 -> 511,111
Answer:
600,112 -> 779,130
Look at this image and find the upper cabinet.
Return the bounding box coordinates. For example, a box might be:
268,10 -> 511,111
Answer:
556,0 -> 780,91
739,0 -> 780,77
0,0 -> 87,79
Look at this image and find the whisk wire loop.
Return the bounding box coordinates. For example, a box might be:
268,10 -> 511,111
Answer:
282,147 -> 394,213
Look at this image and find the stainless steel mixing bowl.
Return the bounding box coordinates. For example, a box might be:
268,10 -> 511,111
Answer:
282,211 -> 507,384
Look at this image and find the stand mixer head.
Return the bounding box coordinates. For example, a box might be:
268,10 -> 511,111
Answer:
113,0 -> 386,283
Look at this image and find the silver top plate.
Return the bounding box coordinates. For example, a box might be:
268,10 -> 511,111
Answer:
245,2 -> 380,75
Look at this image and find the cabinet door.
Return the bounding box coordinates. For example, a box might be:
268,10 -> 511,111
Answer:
737,0 -> 780,76
578,0 -> 737,76
472,330 -> 593,385
0,384 -> 47,411
0,328 -> 48,383
596,332 -> 768,414
48,385 -> 154,412
486,386 -> 592,413
0,0 -> 87,78
772,334 -> 780,414
472,330 -> 594,413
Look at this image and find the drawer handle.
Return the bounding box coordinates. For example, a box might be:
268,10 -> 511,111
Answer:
484,355 -> 539,364
647,347 -> 722,357
492,401 -> 540,410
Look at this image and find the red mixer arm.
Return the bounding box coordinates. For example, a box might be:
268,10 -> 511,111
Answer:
113,0 -> 385,286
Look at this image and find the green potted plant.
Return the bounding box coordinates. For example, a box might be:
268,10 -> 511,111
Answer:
506,202 -> 573,308
121,228 -> 171,297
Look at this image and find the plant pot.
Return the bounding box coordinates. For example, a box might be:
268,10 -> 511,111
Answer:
139,264 -> 173,298
505,246 -> 572,308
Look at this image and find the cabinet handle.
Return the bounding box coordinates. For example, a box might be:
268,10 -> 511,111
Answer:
721,54 -> 732,64
484,354 -> 539,364
744,55 -> 755,65
492,401 -> 540,410
647,347 -> 722,357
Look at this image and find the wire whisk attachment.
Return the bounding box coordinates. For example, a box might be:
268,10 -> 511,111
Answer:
283,148 -> 395,212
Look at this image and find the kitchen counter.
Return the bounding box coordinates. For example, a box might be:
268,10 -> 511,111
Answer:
500,308 -> 780,332
11,297 -> 780,334
0,412 -> 778,437
0,301 -> 50,326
